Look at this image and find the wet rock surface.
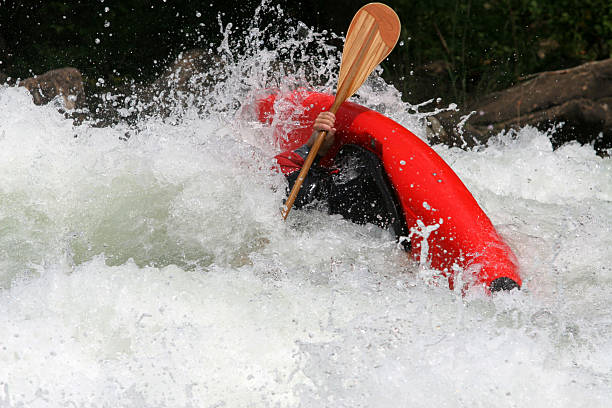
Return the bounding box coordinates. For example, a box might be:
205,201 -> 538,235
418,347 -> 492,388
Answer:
136,49 -> 221,117
429,58 -> 612,152
18,67 -> 86,110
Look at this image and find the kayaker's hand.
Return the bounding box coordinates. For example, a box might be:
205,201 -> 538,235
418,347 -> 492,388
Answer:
307,111 -> 336,156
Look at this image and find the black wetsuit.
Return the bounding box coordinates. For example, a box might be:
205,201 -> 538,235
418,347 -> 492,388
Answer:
283,144 -> 410,249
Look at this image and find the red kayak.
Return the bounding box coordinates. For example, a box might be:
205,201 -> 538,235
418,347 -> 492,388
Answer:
255,90 -> 521,292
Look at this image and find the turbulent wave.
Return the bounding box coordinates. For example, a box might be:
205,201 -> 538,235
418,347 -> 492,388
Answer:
1,2 -> 611,407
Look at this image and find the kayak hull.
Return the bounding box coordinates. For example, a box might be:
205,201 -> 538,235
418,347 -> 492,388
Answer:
256,90 -> 521,291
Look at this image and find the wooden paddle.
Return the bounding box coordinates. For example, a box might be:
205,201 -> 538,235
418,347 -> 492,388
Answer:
281,2 -> 401,220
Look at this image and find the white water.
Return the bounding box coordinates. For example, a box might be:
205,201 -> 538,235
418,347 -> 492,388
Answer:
1,5 -> 612,407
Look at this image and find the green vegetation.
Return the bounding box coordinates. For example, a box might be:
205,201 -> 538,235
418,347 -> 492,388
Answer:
1,0 -> 611,104
0,1 -> 261,90
385,0 -> 612,103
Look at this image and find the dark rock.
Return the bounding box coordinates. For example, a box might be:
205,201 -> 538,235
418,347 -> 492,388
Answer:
19,67 -> 86,110
430,58 -> 612,152
137,49 -> 222,117
87,49 -> 222,127
600,96 -> 612,132
152,49 -> 219,93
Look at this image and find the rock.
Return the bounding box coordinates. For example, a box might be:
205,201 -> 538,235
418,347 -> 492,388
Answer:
87,49 -> 223,127
431,58 -> 612,152
19,67 -> 86,110
152,49 -> 220,93
137,49 -> 222,117
599,96 -> 612,128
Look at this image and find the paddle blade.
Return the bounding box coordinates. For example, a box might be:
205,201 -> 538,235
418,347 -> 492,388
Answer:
336,3 -> 400,103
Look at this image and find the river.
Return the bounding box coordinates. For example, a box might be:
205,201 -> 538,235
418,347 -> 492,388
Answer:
1,5 -> 611,407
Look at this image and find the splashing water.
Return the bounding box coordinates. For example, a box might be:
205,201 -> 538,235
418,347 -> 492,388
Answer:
1,3 -> 611,407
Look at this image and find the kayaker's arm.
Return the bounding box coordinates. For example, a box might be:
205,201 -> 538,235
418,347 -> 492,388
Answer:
274,112 -> 336,174
306,111 -> 336,157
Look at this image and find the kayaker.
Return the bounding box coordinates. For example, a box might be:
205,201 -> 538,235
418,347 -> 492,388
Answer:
275,111 -> 409,245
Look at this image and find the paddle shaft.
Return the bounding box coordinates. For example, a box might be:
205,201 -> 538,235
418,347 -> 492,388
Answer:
280,100 -> 342,220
